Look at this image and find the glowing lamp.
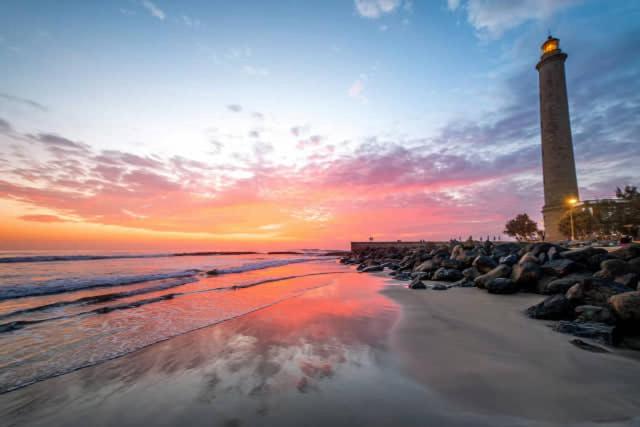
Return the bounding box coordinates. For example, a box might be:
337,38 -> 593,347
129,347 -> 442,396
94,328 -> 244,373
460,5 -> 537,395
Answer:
566,197 -> 578,206
541,36 -> 559,55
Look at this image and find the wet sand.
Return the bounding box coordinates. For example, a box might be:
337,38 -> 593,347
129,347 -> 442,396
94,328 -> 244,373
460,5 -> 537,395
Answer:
2,271 -> 640,426
383,282 -> 640,424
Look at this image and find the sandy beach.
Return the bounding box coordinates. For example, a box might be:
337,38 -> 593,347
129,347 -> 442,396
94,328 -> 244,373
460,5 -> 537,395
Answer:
2,269 -> 640,426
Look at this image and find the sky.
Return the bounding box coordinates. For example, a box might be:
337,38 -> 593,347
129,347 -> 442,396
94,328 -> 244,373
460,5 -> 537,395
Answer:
0,0 -> 639,251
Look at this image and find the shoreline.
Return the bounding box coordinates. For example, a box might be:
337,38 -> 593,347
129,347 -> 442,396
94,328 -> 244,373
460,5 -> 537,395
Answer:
382,281 -> 640,423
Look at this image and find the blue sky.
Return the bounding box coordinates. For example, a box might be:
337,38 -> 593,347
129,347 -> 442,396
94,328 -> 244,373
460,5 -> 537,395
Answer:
0,0 -> 639,249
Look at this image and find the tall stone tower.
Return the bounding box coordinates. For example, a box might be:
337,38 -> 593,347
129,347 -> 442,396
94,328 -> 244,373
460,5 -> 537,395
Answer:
536,36 -> 579,241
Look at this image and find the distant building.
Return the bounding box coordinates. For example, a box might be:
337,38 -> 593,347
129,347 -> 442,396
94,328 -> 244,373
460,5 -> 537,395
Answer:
536,36 -> 580,241
567,198 -> 639,239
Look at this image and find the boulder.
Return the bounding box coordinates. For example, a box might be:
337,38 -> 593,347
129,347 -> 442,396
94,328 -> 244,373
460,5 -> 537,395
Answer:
462,267 -> 480,279
555,321 -> 619,346
538,273 -> 591,295
492,242 -> 521,258
560,247 -> 607,265
615,273 -> 639,289
600,258 -> 630,277
441,258 -> 464,270
628,257 -> 640,276
474,264 -> 511,289
566,278 -> 631,306
432,267 -> 463,282
511,262 -> 542,288
541,259 -> 577,277
609,291 -> 640,322
472,255 -> 498,274
360,265 -> 384,273
452,278 -> 474,288
414,260 -> 437,273
499,254 -> 518,266
411,271 -> 431,280
408,278 -> 426,289
431,283 -> 448,291
486,278 -> 519,294
518,252 -> 540,265
610,243 -> 640,261
575,305 -> 615,324
394,271 -> 412,281
526,294 -> 574,320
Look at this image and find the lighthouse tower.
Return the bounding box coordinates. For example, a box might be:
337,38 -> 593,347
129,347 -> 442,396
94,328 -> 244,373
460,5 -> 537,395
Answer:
536,36 -> 579,241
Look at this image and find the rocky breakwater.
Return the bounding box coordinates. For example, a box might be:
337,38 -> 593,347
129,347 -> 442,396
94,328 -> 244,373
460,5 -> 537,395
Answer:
341,241 -> 640,351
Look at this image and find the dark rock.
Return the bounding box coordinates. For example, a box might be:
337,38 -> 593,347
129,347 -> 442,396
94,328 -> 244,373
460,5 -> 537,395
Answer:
408,278 -> 426,289
361,265 -> 384,273
474,264 -> 511,289
511,262 -> 542,289
432,267 -> 463,282
526,294 -> 574,320
486,278 -> 519,294
575,305 -> 615,324
518,252 -> 540,265
560,247 -> 607,264
492,242 -> 521,258
539,273 -> 591,295
600,258 -> 630,276
555,321 -> 618,346
588,253 -> 612,271
615,273 -> 639,289
628,257 -> 640,276
610,243 -> 640,261
411,271 -> 431,280
452,278 -> 474,288
499,254 -> 518,266
414,260 -> 437,272
472,255 -> 498,274
441,258 -> 464,269
431,283 -> 448,291
570,339 -> 610,353
462,267 -> 480,279
206,269 -> 220,275
541,259 -> 577,277
394,272 -> 412,281
609,291 -> 640,321
566,278 -> 631,306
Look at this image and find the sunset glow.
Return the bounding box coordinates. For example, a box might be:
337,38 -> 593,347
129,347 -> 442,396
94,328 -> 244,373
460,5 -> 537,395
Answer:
1,1 -> 638,250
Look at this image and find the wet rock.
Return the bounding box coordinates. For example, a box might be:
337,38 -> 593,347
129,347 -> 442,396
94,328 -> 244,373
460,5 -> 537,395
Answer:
452,278 -> 474,288
360,265 -> 384,273
526,294 -> 574,320
394,271 -> 412,281
206,269 -> 220,275
408,278 -> 426,289
609,291 -> 640,322
411,271 -> 431,280
575,305 -> 615,324
555,321 -> 618,346
511,262 -> 542,289
472,255 -> 498,274
570,339 -> 610,353
486,278 -> 519,294
474,264 -> 511,289
541,259 -> 577,277
539,273 -> 591,295
431,283 -> 448,291
432,267 -> 463,282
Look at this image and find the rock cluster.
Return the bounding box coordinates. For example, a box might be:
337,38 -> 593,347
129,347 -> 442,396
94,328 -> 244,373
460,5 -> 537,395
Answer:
341,242 -> 640,350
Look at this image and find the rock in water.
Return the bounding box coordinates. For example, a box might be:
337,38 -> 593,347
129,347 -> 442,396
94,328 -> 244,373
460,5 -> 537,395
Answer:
555,321 -> 618,346
360,265 -> 384,273
526,294 -> 574,320
570,339 -> 610,353
609,291 -> 640,321
474,264 -> 511,289
408,278 -> 427,289
486,278 -> 519,294
472,255 -> 498,274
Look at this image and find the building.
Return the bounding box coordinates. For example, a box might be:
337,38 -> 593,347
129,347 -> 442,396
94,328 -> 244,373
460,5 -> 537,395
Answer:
536,36 -> 580,241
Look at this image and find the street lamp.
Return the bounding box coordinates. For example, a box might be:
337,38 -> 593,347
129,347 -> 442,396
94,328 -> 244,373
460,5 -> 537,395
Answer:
567,197 -> 578,241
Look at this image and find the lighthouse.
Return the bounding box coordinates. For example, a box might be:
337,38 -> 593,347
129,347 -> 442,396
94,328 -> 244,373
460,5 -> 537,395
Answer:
536,36 -> 579,241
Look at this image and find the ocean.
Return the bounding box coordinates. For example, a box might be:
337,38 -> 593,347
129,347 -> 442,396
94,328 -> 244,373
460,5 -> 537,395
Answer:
0,250 -> 345,393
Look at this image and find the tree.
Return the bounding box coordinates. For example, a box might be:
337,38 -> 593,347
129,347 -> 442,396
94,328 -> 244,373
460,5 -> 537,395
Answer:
504,213 -> 539,241
558,208 -> 600,239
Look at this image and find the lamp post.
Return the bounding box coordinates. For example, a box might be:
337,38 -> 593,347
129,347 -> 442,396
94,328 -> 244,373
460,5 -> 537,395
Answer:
567,198 -> 578,241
